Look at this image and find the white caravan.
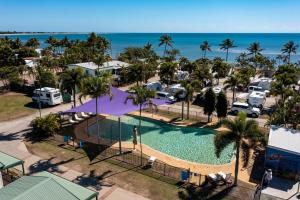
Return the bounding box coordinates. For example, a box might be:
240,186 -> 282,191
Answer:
32,87 -> 63,106
248,91 -> 266,109
144,82 -> 163,91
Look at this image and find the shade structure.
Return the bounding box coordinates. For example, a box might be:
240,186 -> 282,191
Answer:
65,87 -> 169,116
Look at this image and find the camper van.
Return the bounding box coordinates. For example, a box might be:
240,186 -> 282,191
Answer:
32,87 -> 63,106
248,91 -> 266,109
144,82 -> 163,91
248,86 -> 270,97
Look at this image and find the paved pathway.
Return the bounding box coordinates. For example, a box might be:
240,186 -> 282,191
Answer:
0,102 -> 149,200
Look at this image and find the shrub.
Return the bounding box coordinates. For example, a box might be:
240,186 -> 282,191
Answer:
29,114 -> 60,140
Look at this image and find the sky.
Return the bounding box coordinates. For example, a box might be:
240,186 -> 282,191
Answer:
1,0 -> 300,33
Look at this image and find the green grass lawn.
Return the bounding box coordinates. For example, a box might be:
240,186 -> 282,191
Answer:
0,93 -> 35,122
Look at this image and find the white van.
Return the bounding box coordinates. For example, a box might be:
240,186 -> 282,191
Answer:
231,102 -> 260,117
32,87 -> 63,106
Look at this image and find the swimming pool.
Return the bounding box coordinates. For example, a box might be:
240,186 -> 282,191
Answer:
88,115 -> 234,165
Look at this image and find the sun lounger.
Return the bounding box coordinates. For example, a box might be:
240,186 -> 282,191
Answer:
217,172 -> 232,185
74,113 -> 84,121
69,118 -> 78,124
88,112 -> 96,116
207,173 -> 218,182
147,156 -> 156,166
79,112 -> 89,118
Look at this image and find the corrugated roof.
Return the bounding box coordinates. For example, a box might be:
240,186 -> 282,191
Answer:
268,125 -> 300,155
0,151 -> 24,170
0,172 -> 98,200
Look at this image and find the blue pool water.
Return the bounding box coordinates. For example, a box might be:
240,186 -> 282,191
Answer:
88,115 -> 234,165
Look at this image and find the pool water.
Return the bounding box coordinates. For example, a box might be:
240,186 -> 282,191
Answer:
88,115 -> 234,165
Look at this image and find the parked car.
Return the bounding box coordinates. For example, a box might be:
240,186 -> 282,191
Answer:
144,81 -> 163,91
156,91 -> 176,102
231,102 -> 260,117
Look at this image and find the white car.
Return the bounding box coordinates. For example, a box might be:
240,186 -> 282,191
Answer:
231,102 -> 260,117
156,91 -> 176,102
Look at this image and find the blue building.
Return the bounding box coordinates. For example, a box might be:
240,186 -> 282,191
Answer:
265,126 -> 300,181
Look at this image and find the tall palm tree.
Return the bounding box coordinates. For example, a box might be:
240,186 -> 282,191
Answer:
236,52 -> 248,67
200,41 -> 211,59
93,54 -> 106,76
281,41 -> 298,64
219,39 -> 236,62
60,68 -> 85,107
181,80 -> 202,119
223,75 -> 241,105
81,73 -> 113,148
25,38 -> 40,49
159,34 -> 173,57
125,85 -> 156,165
247,42 -> 263,56
214,112 -> 265,186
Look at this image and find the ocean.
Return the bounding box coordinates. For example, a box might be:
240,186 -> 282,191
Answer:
1,33 -> 300,63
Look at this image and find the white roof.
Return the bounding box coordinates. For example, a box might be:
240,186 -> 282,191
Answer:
69,60 -> 129,71
268,126 -> 300,155
232,101 -> 249,106
35,87 -> 59,92
249,91 -> 265,98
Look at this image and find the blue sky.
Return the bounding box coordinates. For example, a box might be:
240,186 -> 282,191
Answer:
1,0 -> 299,33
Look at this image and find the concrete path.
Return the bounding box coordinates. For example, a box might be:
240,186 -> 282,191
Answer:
0,102 -> 149,200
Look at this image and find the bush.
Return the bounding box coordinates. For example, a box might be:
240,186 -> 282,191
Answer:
29,114 -> 60,140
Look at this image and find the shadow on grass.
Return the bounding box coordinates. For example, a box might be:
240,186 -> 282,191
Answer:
28,156 -> 75,175
74,169 -> 115,190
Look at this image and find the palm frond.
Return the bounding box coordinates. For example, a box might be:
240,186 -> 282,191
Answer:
214,131 -> 236,158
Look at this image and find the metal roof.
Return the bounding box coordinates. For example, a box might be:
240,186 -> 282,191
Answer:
0,151 -> 24,170
69,60 -> 130,71
268,125 -> 300,155
0,171 -> 98,200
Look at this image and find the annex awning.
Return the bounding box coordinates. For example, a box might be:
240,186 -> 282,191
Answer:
65,87 -> 169,116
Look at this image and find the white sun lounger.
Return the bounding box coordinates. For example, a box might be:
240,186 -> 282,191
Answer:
74,114 -> 84,121
147,156 -> 156,166
208,173 -> 218,181
69,118 -> 78,124
79,112 -> 89,118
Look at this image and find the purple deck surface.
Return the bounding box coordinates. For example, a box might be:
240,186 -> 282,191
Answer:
65,87 -> 169,116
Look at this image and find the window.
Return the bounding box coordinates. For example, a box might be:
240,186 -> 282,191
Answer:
54,93 -> 61,97
46,93 -> 50,98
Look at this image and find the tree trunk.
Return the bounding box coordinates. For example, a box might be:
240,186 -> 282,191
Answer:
139,104 -> 143,166
181,101 -> 184,120
204,50 -> 206,58
232,87 -> 235,105
73,86 -> 76,107
207,114 -> 210,123
234,141 -> 240,186
288,53 -> 291,64
164,45 -> 167,57
226,49 -> 229,62
187,100 -> 190,120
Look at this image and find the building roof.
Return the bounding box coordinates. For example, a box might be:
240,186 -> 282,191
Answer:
65,87 -> 168,116
0,151 -> 24,170
0,171 -> 98,200
69,60 -> 130,71
268,126 -> 300,155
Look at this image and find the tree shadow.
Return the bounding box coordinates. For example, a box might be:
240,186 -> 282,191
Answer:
28,157 -> 74,175
0,132 -> 22,141
73,169 -> 114,190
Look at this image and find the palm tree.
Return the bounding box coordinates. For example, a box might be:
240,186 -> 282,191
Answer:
247,42 -> 263,56
281,41 -> 298,64
223,75 -> 241,105
93,54 -> 106,76
81,73 -> 112,148
25,38 -> 40,49
181,80 -> 202,119
200,41 -> 211,59
125,85 -> 156,165
214,112 -> 265,185
159,34 -> 173,57
220,39 -> 236,62
236,52 -> 249,67
60,68 -> 85,107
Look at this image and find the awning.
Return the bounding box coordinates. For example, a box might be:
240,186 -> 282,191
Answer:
65,87 -> 169,116
0,151 -> 24,170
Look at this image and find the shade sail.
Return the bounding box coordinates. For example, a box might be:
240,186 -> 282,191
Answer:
65,87 -> 169,116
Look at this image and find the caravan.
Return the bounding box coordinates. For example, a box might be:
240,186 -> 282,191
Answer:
32,87 -> 63,106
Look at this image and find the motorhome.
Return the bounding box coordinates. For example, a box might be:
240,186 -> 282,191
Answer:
248,86 -> 270,97
32,87 -> 63,106
248,91 -> 266,109
168,84 -> 187,99
250,77 -> 272,91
